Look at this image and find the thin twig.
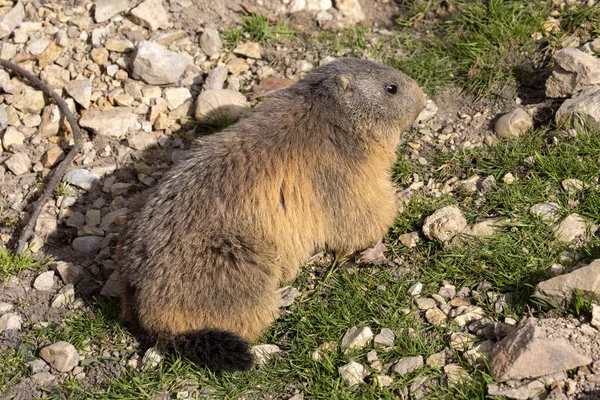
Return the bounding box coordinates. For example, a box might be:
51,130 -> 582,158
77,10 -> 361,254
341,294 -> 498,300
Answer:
0,58 -> 84,254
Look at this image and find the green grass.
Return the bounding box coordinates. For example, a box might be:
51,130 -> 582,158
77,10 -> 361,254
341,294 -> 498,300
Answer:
224,14 -> 295,48
0,347 -> 29,395
0,247 -> 50,282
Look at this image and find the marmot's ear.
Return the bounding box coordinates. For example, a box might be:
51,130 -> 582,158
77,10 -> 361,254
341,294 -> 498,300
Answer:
336,74 -> 353,95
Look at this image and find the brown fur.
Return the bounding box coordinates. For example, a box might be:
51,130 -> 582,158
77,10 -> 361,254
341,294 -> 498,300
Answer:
117,58 -> 425,370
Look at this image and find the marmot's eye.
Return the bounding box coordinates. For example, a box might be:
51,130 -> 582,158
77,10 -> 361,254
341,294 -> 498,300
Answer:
385,85 -> 398,94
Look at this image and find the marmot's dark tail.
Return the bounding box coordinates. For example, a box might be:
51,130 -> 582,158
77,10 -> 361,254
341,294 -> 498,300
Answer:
163,329 -> 254,372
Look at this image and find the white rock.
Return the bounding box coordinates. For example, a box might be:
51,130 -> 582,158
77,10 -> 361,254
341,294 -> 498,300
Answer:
554,213 -> 587,242
2,126 -> 25,150
233,42 -> 262,60
163,87 -> 192,110
0,313 -> 22,332
128,132 -> 158,151
100,271 -> 121,297
250,344 -> 282,366
130,0 -> 171,31
422,206 -> 467,242
561,178 -> 584,194
338,360 -> 367,386
40,341 -> 79,372
495,108 -> 533,139
530,202 -> 561,221
204,65 -> 228,90
546,48 -> 600,98
556,86 -> 600,130
334,0 -> 365,24
393,355 -> 423,375
31,372 -> 55,386
341,326 -> 373,353
4,152 -> 31,175
94,0 -> 130,23
535,259 -> 600,305
0,1 -> 24,39
195,89 -> 248,122
63,169 -> 100,190
12,85 -> 45,113
80,107 -> 138,138
33,271 -> 55,291
408,282 -> 422,296
374,328 -> 395,348
72,236 -> 103,254
200,27 -> 222,57
415,100 -> 438,124
444,364 -> 471,387
591,304 -> 600,330
398,232 -> 419,248
142,347 -> 162,368
65,79 -> 92,109
131,41 -> 190,85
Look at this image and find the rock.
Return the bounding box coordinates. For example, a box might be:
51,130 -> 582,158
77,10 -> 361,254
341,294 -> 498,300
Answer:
65,79 -> 92,109
54,261 -> 85,285
0,302 -> 13,313
0,1 -> 24,39
12,86 -> 45,113
33,271 -> 55,291
204,65 -> 228,90
464,340 -> 494,366
374,374 -> 393,388
454,306 -> 485,327
251,77 -> 297,100
250,344 -> 282,366
42,147 -> 64,168
63,169 -> 100,190
100,271 -> 121,297
556,86 -> 600,130
356,238 -> 387,265
226,57 -> 249,74
374,328 -> 395,348
415,297 -> 436,310
200,27 -> 222,57
80,107 -> 137,138
399,232 -> 419,248
105,38 -> 134,52
129,132 -> 157,151
2,126 -> 24,150
334,0 -> 366,24
591,304 -> 600,330
503,172 -> 515,184
495,108 -> 533,139
94,0 -> 130,23
31,372 -> 55,386
415,99 -> 438,124
51,285 -> 75,308
489,320 -> 592,382
142,347 -> 162,368
438,284 -> 456,300
233,42 -> 262,59
530,202 -> 561,221
195,89 -> 248,122
130,0 -> 170,31
426,350 -> 446,368
131,41 -> 190,85
546,48 -> 600,98
425,307 -> 447,326
534,259 -> 600,305
341,326 -> 373,353
393,355 -> 423,376
72,236 -> 103,254
338,360 -> 367,386
561,178 -> 584,194
444,364 -> 471,387
408,282 -> 422,296
0,313 -> 22,331
554,213 -> 587,242
40,342 -> 79,372
422,206 -> 467,242
26,37 -> 50,56
99,208 -> 128,231
4,152 -> 31,175
163,88 -> 192,111
278,286 -> 301,307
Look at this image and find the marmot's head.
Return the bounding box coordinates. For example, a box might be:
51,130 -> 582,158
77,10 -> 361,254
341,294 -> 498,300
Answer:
294,58 -> 426,139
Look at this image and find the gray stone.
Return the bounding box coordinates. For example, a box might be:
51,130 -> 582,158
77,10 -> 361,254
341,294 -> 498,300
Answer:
4,152 -> 31,175
0,313 -> 22,331
100,271 -> 121,297
195,89 -> 248,122
128,132 -> 157,151
556,86 -> 600,130
554,213 -> 587,242
341,326 -> 373,353
40,341 -> 79,372
25,37 -> 50,55
546,48 -> 600,98
393,355 -> 423,376
33,271 -> 55,291
204,65 -> 228,90
464,340 -> 494,366
163,87 -> 192,110
65,79 -> 92,109
55,261 -> 85,285
495,108 -> 533,139
0,1 -> 24,39
31,372 -> 55,386
398,232 -> 419,248
426,350 -> 446,368
12,86 -> 45,113
425,307 -> 447,326
200,27 -> 222,57
489,320 -> 592,382
530,202 -> 561,221
250,344 -> 282,366
561,178 -> 584,194
444,364 -> 471,387
591,304 -> 600,330
535,259 -> 600,305
94,0 -> 130,23
415,99 -> 438,124
130,0 -> 170,31
338,360 -> 367,386
63,169 -> 100,190
28,359 -> 48,374
408,282 -> 422,296
334,0 -> 365,24
454,306 -> 485,327
0,302 -> 13,313
422,206 -> 467,242
99,208 -> 128,231
142,347 -> 162,368
132,41 -> 190,85
374,328 -> 395,348
415,297 -> 436,310
51,285 -> 75,308
278,286 -> 301,307
72,236 -> 103,254
0,105 -> 8,131
80,107 -> 138,138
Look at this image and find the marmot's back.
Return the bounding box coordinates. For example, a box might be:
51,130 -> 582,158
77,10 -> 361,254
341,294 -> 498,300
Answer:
117,57 -> 426,371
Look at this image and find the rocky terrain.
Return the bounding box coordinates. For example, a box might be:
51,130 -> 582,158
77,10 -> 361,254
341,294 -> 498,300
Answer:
0,0 -> 600,399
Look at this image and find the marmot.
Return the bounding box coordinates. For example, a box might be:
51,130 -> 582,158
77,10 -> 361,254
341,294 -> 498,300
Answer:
117,58 -> 425,371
